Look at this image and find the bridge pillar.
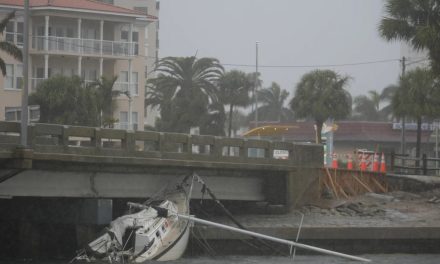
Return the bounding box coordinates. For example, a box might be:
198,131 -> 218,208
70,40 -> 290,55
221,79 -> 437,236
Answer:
286,168 -> 320,210
11,147 -> 33,169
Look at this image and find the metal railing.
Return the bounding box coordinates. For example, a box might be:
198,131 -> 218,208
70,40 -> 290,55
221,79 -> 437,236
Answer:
114,82 -> 138,96
391,151 -> 440,176
31,36 -> 137,57
31,78 -> 45,92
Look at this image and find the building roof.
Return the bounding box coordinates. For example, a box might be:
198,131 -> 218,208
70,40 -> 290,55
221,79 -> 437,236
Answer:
0,0 -> 156,18
246,121 -> 433,143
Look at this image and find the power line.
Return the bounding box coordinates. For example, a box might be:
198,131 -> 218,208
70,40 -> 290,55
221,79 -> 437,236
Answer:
222,58 -> 428,69
21,35 -> 430,69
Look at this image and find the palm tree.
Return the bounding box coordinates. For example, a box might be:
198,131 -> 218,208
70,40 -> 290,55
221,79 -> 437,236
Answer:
379,84 -> 399,120
93,76 -> 120,128
352,90 -> 382,121
0,11 -> 23,75
352,95 -> 380,121
218,70 -> 252,137
145,74 -> 177,130
147,56 -> 224,133
252,82 -> 294,122
379,0 -> 440,74
392,67 -> 440,158
290,70 -> 352,144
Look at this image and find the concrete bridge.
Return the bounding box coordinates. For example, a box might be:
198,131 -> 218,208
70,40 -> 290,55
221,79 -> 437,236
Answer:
0,121 -> 323,209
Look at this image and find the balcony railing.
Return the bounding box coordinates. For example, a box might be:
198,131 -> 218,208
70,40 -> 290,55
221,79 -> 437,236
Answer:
114,122 -> 138,131
31,36 -> 138,57
5,32 -> 23,47
31,78 -> 98,92
31,78 -> 45,92
114,82 -> 138,96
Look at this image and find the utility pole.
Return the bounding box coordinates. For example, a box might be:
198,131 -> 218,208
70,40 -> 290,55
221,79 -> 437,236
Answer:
20,0 -> 30,147
254,41 -> 259,128
400,56 -> 406,155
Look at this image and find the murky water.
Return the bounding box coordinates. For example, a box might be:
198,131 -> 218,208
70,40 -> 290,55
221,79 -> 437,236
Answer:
2,255 -> 440,264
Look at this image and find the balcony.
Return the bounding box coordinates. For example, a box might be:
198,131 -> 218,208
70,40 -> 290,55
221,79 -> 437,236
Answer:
31,78 -> 45,92
31,36 -> 138,57
31,78 -> 98,92
114,82 -> 138,96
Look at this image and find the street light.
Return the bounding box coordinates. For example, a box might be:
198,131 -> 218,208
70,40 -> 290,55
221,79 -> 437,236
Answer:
20,0 -> 29,146
254,41 -> 259,128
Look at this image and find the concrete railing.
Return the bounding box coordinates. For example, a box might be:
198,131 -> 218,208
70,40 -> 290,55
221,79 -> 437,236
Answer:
0,122 -> 323,168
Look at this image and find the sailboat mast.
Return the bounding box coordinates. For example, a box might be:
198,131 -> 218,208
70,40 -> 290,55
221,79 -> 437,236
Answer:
176,213 -> 371,262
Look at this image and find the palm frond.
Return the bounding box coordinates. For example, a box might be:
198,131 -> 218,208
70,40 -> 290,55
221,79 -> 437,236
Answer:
0,57 -> 6,76
0,11 -> 15,33
0,41 -> 23,62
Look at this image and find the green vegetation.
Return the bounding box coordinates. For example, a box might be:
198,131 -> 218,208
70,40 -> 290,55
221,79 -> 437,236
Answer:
0,11 -> 22,75
290,70 -> 352,144
379,0 -> 440,75
218,70 -> 253,137
392,68 -> 440,158
146,56 -> 224,134
29,76 -> 100,126
93,76 -> 120,128
254,82 -> 294,122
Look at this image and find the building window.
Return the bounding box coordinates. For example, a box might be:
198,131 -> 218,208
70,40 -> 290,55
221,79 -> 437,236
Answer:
5,106 -> 40,122
4,64 -> 23,90
121,30 -> 129,41
131,72 -> 138,96
5,21 -> 14,42
29,105 -> 40,121
16,22 -> 23,45
16,64 -> 23,89
5,64 -> 13,89
119,111 -> 128,130
5,107 -> 19,121
132,32 -> 139,55
5,21 -> 24,46
121,29 -> 139,55
132,112 -> 138,131
134,6 -> 148,15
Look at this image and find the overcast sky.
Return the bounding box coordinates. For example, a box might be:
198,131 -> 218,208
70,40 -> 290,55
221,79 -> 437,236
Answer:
158,0 -> 402,98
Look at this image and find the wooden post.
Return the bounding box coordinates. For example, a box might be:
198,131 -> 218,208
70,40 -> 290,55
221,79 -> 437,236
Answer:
390,151 -> 395,173
422,154 -> 428,175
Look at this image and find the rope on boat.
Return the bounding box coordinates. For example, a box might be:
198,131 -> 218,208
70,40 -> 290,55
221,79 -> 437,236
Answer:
193,173 -> 287,256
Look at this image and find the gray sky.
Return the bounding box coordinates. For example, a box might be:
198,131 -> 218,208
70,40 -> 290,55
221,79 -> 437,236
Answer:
159,0 -> 401,98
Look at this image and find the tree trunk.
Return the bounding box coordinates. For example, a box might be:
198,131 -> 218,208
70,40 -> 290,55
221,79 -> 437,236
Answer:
228,104 -> 234,138
315,121 -> 323,144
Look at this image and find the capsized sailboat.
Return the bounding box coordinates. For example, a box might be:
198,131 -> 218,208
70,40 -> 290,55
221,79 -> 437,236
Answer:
73,183 -> 190,263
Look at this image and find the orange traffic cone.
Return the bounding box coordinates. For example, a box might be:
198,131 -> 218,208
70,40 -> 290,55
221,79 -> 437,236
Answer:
332,153 -> 338,169
380,153 -> 386,173
372,153 -> 380,172
360,153 -> 367,171
347,154 -> 353,170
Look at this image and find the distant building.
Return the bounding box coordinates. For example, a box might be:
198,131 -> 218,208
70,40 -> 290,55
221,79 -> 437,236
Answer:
0,0 -> 159,130
246,121 -> 436,157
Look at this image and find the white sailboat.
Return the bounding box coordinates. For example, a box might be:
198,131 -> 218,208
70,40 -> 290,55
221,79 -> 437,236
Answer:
74,185 -> 190,263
